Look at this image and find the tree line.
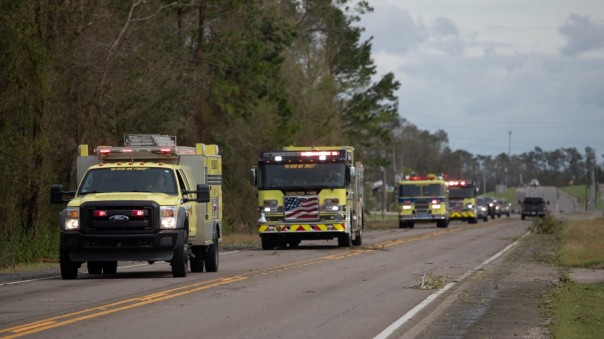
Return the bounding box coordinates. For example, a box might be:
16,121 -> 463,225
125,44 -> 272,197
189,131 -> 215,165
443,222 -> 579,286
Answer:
0,0 -> 601,267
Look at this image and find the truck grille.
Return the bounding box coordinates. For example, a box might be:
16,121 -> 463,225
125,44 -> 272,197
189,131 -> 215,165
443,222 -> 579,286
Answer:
414,199 -> 430,213
81,201 -> 157,234
449,200 -> 463,212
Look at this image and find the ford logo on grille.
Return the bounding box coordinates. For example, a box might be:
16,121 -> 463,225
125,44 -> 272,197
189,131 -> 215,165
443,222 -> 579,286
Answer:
109,215 -> 129,223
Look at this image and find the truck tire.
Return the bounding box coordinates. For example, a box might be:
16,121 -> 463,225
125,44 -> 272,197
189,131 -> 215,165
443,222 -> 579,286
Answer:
352,228 -> 362,246
204,228 -> 219,272
102,261 -> 118,274
261,236 -> 274,250
338,232 -> 352,247
190,245 -> 204,272
60,250 -> 79,280
87,261 -> 103,275
171,242 -> 188,277
436,219 -> 449,228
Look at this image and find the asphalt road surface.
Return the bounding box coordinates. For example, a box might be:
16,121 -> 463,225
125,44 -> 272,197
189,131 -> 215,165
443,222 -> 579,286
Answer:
0,187 -> 581,339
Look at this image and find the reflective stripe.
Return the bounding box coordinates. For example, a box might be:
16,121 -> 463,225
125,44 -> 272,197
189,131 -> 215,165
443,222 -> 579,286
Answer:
258,224 -> 345,233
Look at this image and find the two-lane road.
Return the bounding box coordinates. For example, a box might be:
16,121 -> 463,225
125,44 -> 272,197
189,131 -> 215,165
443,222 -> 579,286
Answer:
1,217 -> 531,339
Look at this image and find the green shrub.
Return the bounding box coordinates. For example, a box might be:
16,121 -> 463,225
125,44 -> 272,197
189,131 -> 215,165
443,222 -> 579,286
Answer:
530,214 -> 564,235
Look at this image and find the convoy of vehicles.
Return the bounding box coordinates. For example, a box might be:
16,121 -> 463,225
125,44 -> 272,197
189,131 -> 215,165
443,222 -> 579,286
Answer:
446,180 -> 479,224
49,133 -> 553,280
397,174 -> 449,228
250,146 -> 364,249
51,135 -> 222,279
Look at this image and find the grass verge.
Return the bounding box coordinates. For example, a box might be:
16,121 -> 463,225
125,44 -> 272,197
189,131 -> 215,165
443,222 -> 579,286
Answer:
538,216 -> 604,337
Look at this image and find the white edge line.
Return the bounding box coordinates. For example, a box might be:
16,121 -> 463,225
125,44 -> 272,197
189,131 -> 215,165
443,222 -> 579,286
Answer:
373,231 -> 530,339
0,250 -> 240,286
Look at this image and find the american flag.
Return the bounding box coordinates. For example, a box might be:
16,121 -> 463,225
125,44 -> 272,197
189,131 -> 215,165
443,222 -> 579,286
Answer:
284,196 -> 319,220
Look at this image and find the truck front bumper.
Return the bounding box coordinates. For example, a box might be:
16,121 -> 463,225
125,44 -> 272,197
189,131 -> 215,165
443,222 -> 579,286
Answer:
60,229 -> 186,262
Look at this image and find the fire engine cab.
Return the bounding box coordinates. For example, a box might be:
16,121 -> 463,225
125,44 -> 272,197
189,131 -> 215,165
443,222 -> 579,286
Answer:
50,134 -> 222,279
398,174 -> 449,228
250,146 -> 364,249
446,179 -> 479,224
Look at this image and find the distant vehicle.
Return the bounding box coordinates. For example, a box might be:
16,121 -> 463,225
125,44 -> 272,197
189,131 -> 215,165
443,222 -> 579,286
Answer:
499,199 -> 511,217
529,179 -> 540,187
475,197 -> 490,221
519,197 -> 549,220
479,196 -> 497,219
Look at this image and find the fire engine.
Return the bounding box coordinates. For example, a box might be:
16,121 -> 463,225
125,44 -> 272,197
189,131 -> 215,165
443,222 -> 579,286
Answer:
446,180 -> 479,224
250,146 -> 364,249
398,174 -> 449,228
50,134 -> 222,279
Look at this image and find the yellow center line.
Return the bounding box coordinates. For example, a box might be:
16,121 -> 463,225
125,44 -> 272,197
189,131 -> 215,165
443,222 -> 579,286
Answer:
0,225 -> 481,338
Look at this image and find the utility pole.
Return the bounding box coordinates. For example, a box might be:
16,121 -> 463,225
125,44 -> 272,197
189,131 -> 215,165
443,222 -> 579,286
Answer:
508,131 -> 512,156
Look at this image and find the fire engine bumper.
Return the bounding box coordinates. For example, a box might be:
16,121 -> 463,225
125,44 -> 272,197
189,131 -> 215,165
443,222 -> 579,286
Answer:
399,214 -> 447,222
449,211 -> 476,220
60,229 -> 186,262
258,222 -> 347,233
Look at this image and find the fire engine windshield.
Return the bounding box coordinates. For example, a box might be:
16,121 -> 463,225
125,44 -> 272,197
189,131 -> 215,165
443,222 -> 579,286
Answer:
449,187 -> 475,198
399,183 -> 444,197
258,163 -> 346,189
78,167 -> 177,195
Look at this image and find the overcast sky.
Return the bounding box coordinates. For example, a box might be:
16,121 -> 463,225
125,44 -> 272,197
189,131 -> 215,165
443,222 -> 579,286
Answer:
359,0 -> 604,160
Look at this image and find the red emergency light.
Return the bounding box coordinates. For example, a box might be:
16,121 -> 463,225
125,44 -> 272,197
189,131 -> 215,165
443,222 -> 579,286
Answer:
93,210 -> 107,217
300,151 -> 339,157
132,210 -> 146,217
407,175 -> 437,181
446,180 -> 472,187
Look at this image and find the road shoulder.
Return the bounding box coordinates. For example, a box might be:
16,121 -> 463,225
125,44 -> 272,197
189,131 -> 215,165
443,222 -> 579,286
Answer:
403,233 -> 560,338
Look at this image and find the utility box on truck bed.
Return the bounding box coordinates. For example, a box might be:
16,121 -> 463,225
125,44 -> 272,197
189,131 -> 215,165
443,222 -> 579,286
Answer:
51,134 -> 222,279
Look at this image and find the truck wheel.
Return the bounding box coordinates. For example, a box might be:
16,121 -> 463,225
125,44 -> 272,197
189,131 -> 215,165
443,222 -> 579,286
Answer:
468,217 -> 478,224
60,250 -> 79,280
102,261 -> 118,274
87,261 -> 103,275
204,230 -> 219,272
352,228 -> 362,246
521,215 -> 526,220
338,232 -> 352,247
190,245 -> 204,272
436,219 -> 449,228
171,242 -> 188,277
399,221 -> 408,228
261,236 -> 274,250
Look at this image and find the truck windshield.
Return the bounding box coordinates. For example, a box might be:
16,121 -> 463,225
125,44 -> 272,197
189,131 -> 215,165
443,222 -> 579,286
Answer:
258,163 -> 346,189
78,167 -> 177,195
449,187 -> 475,199
399,183 -> 444,197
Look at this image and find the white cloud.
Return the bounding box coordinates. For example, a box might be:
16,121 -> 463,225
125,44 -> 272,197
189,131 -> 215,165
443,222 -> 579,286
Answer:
360,1 -> 604,157
559,13 -> 604,56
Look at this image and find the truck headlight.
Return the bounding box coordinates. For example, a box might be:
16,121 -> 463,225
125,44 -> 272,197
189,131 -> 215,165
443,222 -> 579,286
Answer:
64,208 -> 80,230
160,206 -> 177,229
263,199 -> 278,213
323,198 -> 340,212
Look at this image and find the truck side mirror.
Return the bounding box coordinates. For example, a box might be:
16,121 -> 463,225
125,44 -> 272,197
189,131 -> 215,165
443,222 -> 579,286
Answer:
195,184 -> 210,203
50,184 -> 73,203
347,166 -> 355,184
250,167 -> 257,186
